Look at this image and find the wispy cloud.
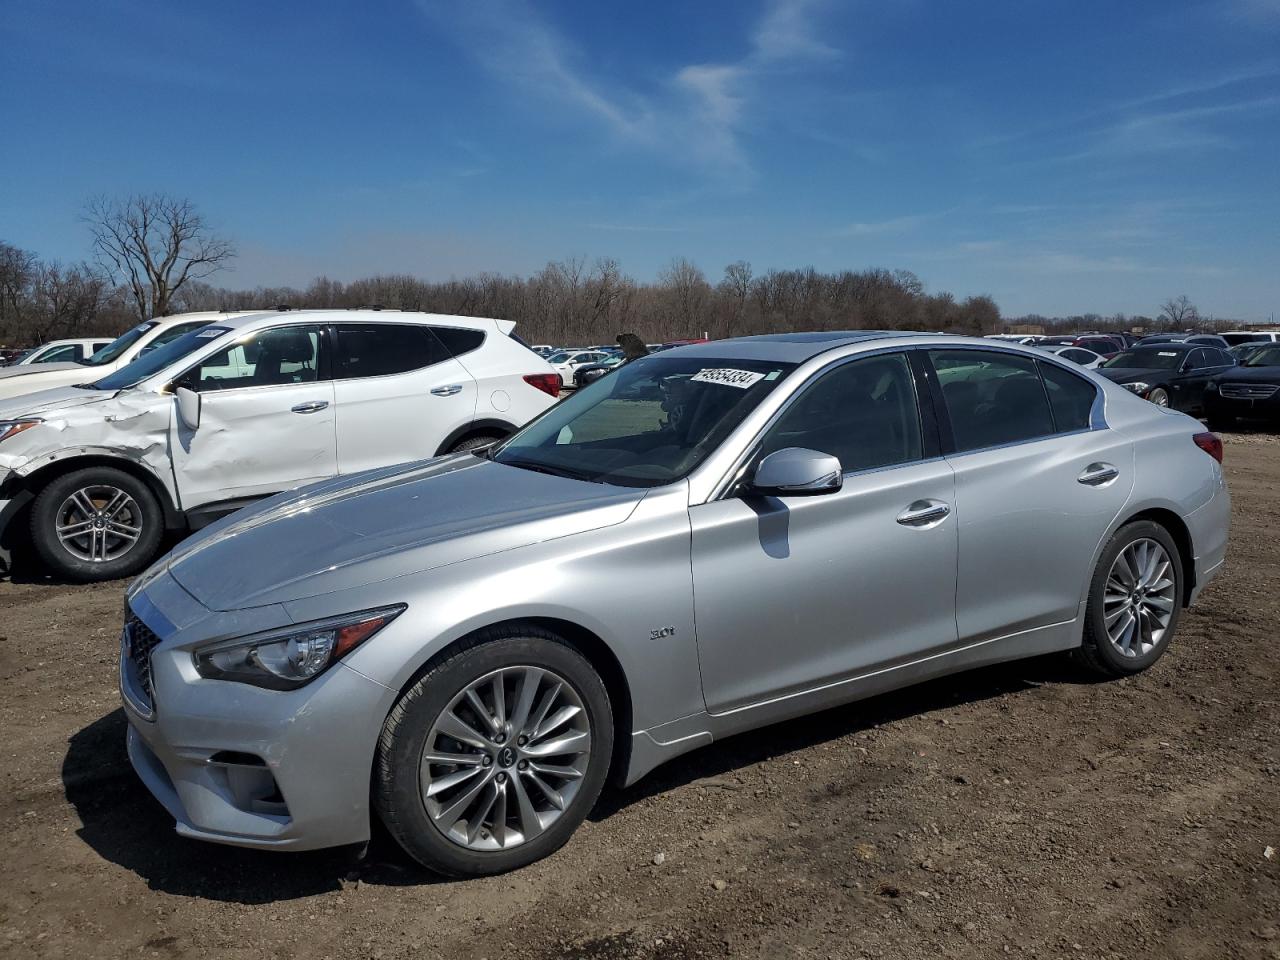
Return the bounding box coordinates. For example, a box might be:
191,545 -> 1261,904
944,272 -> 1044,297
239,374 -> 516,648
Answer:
832,212 -> 934,236
415,0 -> 838,179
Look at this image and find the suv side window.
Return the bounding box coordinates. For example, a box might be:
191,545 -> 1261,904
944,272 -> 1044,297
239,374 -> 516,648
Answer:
432,326 -> 485,358
334,324 -> 450,379
186,325 -> 324,391
930,349 -> 1054,452
758,353 -> 922,474
1185,348 -> 1209,371
1038,361 -> 1097,433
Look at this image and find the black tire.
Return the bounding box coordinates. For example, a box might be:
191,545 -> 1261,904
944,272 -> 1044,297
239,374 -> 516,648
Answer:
374,625 -> 614,877
1075,520 -> 1184,678
29,466 -> 165,582
1146,386 -> 1170,407
448,433 -> 503,454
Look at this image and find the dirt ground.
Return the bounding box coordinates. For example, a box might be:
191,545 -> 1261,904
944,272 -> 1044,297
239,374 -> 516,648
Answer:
2,435 -> 1277,960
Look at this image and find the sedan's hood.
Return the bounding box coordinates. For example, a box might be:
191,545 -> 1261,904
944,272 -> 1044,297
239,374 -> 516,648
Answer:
1218,365 -> 1280,382
0,384 -> 116,419
1097,367 -> 1158,384
0,361 -> 83,379
0,364 -> 113,401
166,454 -> 648,611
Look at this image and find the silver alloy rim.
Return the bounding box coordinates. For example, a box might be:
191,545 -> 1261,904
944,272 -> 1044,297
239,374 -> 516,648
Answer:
55,485 -> 143,563
1103,538 -> 1176,658
421,665 -> 591,851
1149,389 -> 1169,407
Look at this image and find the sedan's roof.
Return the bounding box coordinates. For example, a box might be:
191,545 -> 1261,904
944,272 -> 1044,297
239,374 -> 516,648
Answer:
668,330 -> 935,363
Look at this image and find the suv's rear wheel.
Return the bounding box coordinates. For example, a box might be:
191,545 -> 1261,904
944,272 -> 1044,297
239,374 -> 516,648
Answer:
375,625 -> 613,876
448,433 -> 503,455
1076,520 -> 1183,677
30,466 -> 164,582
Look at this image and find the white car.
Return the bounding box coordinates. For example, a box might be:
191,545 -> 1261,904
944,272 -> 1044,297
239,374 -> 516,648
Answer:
1220,331 -> 1280,346
0,312 -> 254,402
1037,344 -> 1105,369
11,337 -> 114,366
0,309 -> 559,581
547,349 -> 613,385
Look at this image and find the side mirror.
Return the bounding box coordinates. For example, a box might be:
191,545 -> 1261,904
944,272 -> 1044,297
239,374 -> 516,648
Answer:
747,447 -> 843,497
175,386 -> 201,431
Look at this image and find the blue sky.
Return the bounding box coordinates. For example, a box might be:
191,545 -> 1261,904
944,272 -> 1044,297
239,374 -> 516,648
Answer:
2,0 -> 1278,320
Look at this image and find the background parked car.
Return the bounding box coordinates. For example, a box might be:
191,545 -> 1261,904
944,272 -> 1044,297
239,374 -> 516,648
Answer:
1138,333 -> 1231,349
0,310 -> 559,580
1071,334 -> 1125,358
1098,343 -> 1235,412
547,349 -> 613,386
1205,343 -> 1280,431
10,338 -> 113,366
572,353 -> 625,387
1221,331 -> 1280,346
0,311 -> 260,402
1036,344 -> 1105,368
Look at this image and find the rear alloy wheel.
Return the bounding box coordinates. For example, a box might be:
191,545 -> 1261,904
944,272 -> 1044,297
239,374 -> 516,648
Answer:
1146,387 -> 1170,407
1076,521 -> 1183,677
30,466 -> 164,582
375,626 -> 613,876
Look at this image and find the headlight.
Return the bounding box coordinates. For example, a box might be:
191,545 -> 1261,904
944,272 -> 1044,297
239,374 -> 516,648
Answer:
193,605 -> 405,690
0,419 -> 41,443
1121,381 -> 1149,395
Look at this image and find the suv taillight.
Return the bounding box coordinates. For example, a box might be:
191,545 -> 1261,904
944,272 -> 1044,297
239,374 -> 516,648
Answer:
1193,431 -> 1223,464
523,373 -> 561,397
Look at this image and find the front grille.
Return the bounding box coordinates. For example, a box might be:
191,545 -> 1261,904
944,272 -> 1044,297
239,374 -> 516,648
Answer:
1219,382 -> 1279,400
125,609 -> 162,707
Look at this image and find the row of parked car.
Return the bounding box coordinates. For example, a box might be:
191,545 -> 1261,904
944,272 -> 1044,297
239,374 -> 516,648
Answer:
0,309 -> 563,581
529,340 -> 707,388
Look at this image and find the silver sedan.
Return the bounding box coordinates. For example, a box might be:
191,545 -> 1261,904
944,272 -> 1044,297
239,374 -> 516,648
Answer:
120,332 -> 1230,876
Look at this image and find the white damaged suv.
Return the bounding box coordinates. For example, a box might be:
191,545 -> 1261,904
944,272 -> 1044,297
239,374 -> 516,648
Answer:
0,309 -> 560,581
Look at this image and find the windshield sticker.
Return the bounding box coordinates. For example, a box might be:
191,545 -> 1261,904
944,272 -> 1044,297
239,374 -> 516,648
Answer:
764,370 -> 781,381
690,368 -> 766,389
196,328 -> 224,338
1158,351 -> 1178,357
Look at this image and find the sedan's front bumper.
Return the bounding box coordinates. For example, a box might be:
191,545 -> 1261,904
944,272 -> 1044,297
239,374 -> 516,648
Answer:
121,602 -> 397,852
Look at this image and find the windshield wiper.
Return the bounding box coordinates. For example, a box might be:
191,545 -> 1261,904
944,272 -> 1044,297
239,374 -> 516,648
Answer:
496,457 -> 602,483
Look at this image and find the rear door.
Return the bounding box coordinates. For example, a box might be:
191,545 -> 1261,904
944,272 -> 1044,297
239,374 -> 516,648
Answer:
330,322 -> 477,473
170,324 -> 337,509
926,348 -> 1133,643
1171,348 -> 1218,413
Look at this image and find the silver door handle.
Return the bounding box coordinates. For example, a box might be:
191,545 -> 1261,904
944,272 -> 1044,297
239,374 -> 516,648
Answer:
1077,462 -> 1119,486
896,499 -> 950,527
431,385 -> 463,397
290,400 -> 329,414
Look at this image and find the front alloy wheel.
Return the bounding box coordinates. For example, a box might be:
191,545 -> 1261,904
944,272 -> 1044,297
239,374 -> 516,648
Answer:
422,665 -> 592,851
375,626 -> 613,876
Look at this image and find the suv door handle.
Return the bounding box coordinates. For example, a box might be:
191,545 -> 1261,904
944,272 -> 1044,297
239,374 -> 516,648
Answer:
896,499 -> 950,527
290,400 -> 329,414
431,385 -> 463,397
1077,462 -> 1119,486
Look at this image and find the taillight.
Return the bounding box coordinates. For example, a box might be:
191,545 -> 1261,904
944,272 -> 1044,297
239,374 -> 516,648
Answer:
1193,431 -> 1223,464
523,373 -> 561,397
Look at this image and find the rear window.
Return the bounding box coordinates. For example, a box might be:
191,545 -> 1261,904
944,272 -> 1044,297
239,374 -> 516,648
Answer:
1039,361 -> 1097,433
334,324 -> 451,379
433,326 -> 485,358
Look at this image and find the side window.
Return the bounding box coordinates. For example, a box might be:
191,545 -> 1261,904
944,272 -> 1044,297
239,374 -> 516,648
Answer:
334,324 -> 449,379
1185,349 -> 1209,371
1039,361 -> 1097,433
37,344 -> 79,363
758,353 -> 922,474
1213,349 -> 1234,366
432,326 -> 485,358
187,325 -> 323,391
930,349 -> 1054,452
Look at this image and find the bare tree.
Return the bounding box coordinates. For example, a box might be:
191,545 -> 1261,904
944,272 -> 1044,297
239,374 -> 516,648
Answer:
84,194 -> 235,321
27,263 -> 107,344
0,241 -> 38,338
1158,295 -> 1199,329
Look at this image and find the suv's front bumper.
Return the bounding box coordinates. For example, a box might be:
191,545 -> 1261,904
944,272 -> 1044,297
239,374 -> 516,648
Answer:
120,589 -> 397,852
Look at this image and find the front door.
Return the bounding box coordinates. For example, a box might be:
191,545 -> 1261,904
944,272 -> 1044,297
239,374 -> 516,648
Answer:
691,351 -> 959,714
170,323 -> 337,510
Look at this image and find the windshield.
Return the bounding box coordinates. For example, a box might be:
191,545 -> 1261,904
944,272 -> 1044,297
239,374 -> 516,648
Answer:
82,322 -> 158,366
1244,346 -> 1280,367
492,355 -> 797,488
83,326 -> 233,391
547,352 -> 572,363
1104,350 -> 1185,370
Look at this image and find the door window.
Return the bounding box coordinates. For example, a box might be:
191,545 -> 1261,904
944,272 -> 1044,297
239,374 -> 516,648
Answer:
333,324 -> 450,379
758,353 -> 922,474
930,349 -> 1054,452
1039,361 -> 1097,433
1185,349 -> 1209,371
32,344 -> 79,363
186,325 -> 323,391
